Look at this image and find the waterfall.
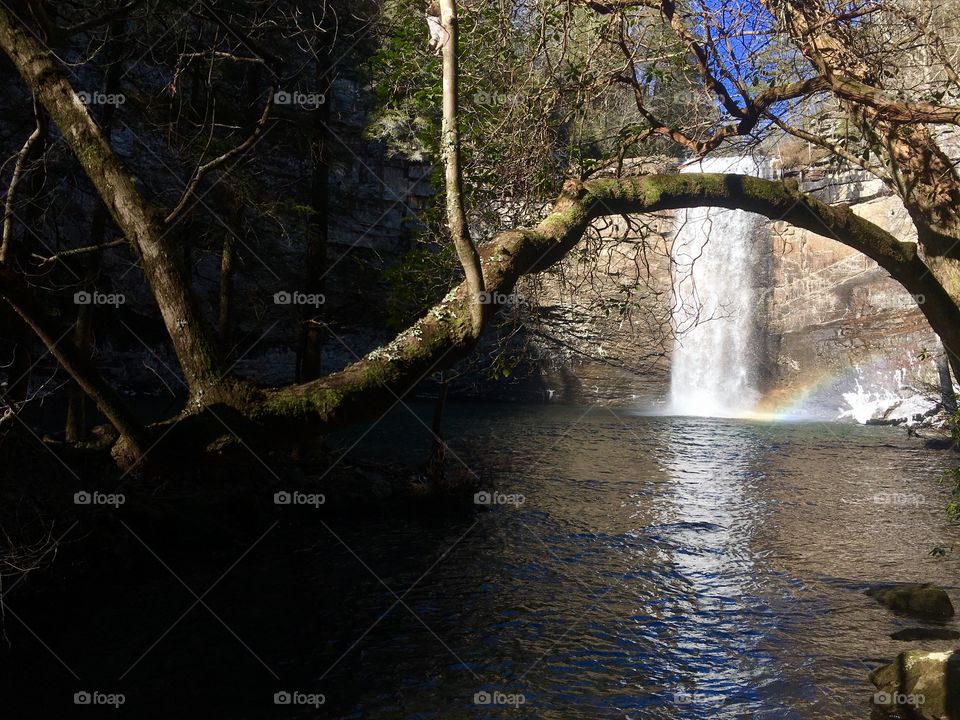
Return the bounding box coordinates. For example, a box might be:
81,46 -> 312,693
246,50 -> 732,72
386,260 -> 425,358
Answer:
668,156 -> 767,417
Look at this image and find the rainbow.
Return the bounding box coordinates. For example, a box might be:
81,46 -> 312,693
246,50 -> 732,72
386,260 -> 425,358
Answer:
743,368 -> 846,421
739,351 -> 932,422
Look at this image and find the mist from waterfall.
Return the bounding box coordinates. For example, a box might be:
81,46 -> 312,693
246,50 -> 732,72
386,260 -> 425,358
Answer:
668,156 -> 767,417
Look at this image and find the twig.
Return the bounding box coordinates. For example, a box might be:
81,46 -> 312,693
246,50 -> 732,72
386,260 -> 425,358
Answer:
31,238 -> 127,267
164,91 -> 274,224
1,125 -> 43,263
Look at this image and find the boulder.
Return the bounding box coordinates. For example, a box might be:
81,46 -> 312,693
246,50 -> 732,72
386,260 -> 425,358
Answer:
869,650 -> 960,719
867,584 -> 955,619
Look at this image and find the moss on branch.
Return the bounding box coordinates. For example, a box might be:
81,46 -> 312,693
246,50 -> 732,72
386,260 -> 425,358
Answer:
252,172 -> 960,437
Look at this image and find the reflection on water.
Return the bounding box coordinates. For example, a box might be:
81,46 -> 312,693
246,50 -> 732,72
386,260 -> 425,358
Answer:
321,404 -> 960,719
644,419 -> 767,713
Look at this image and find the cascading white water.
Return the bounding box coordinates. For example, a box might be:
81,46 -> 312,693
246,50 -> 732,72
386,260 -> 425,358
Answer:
669,156 -> 767,417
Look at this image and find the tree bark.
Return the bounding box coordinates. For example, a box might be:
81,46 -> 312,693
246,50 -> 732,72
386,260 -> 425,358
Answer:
0,269 -> 148,456
439,0 -> 486,332
937,350 -> 957,415
0,5 -> 226,401
297,57 -> 333,382
67,16 -> 127,443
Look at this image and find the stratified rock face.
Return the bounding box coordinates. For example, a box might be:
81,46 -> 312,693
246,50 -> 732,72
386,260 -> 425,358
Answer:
765,169 -> 943,418
869,650 -> 960,719
504,157 -> 678,405
867,584 -> 955,619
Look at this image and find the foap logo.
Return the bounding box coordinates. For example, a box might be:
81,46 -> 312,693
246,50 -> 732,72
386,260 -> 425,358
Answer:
674,691 -> 723,705
473,690 -> 526,707
472,91 -> 523,107
74,691 -> 125,708
474,491 -> 525,508
274,490 -> 325,508
74,290 -> 126,308
872,491 -> 924,507
873,691 -> 925,708
273,291 -> 325,307
273,691 -> 325,708
77,90 -> 126,106
273,90 -> 326,108
477,291 -> 523,306
74,490 -> 125,508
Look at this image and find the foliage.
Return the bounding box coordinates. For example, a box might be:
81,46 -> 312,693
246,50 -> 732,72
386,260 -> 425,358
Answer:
381,241 -> 460,330
942,411 -> 960,526
365,0 -> 655,228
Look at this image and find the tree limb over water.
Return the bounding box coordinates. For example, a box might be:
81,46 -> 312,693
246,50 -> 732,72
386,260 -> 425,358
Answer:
257,173 -> 960,438
2,1 -> 959,465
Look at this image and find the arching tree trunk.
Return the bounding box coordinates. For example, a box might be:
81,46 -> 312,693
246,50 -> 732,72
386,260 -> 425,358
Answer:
3,3 -> 960,465
249,173 -> 960,438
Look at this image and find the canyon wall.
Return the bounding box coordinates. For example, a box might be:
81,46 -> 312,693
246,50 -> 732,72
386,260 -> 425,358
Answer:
763,170 -> 944,419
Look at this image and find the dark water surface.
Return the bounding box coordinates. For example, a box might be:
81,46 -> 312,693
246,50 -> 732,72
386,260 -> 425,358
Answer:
3,403 -> 959,719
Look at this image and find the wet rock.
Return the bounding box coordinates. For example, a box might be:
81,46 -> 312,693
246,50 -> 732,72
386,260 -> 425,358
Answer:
869,650 -> 960,719
861,395 -> 941,426
891,628 -> 960,642
866,415 -> 907,426
867,584 -> 955,619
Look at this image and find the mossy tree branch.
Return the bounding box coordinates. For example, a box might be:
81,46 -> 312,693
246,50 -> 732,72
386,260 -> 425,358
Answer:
257,173 -> 960,432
